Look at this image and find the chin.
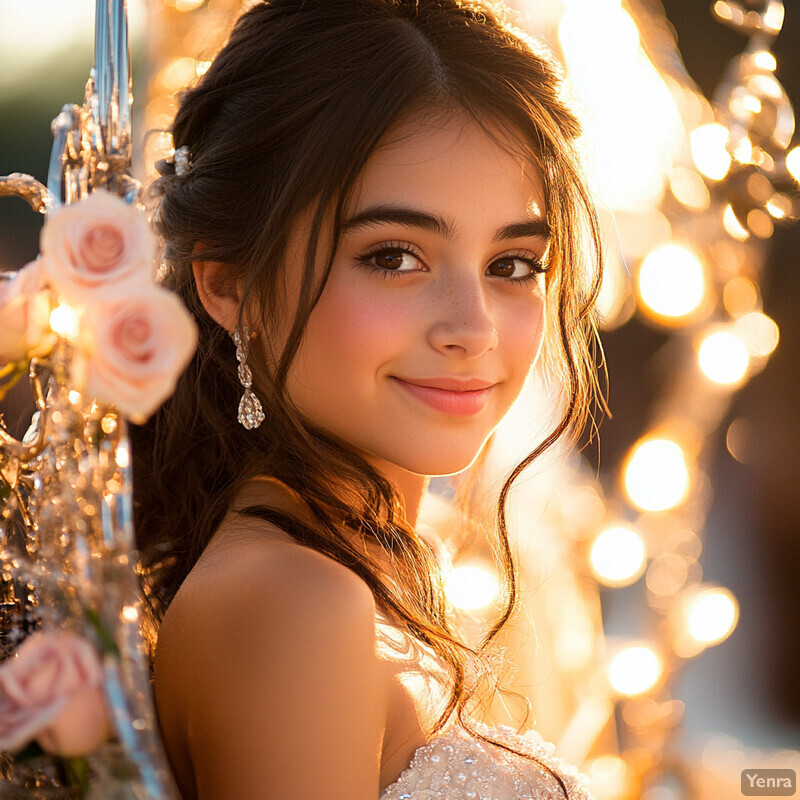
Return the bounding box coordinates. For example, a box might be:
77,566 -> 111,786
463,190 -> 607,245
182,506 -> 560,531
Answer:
383,441 -> 489,478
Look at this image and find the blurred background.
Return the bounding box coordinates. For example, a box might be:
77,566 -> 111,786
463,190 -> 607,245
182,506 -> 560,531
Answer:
1,1 -> 798,798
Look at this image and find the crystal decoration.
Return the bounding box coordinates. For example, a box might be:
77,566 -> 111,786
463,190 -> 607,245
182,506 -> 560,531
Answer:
231,327 -> 265,430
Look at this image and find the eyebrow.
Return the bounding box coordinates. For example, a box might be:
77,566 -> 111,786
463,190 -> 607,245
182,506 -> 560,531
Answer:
340,204 -> 550,242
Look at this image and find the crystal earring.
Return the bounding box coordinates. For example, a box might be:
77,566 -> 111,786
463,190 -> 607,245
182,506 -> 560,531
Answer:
231,326 -> 265,430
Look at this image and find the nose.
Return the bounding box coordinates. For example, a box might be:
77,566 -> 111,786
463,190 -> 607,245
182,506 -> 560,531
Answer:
427,273 -> 499,359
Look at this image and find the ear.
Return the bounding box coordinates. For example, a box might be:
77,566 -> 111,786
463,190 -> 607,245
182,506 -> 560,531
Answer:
191,246 -> 242,333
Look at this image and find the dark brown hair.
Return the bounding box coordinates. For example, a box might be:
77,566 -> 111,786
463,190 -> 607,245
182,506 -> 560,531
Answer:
132,0 -> 603,794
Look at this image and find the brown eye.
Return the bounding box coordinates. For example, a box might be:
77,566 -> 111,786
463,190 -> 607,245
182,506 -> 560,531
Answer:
487,257 -> 540,280
489,258 -> 517,277
374,250 -> 406,270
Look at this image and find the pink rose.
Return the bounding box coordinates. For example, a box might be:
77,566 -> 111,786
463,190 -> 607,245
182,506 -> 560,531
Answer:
0,260 -> 55,363
0,630 -> 111,757
83,285 -> 197,422
40,190 -> 155,305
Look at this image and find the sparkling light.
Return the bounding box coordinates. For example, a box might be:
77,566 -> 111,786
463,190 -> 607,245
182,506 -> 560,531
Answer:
698,330 -> 749,385
685,587 -> 739,645
733,312 -> 780,357
49,303 -> 80,340
638,244 -> 705,319
590,526 -> 646,587
445,564 -> 499,611
624,438 -> 690,512
609,645 -> 662,696
122,604 -> 139,622
723,204 -> 750,241
786,146 -> 800,183
68,390 -> 81,405
690,124 -> 731,180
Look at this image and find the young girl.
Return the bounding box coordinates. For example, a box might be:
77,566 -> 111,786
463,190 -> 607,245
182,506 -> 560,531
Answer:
131,1 -> 602,798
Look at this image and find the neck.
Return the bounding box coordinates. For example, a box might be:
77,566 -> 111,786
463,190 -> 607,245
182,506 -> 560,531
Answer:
364,457 -> 429,529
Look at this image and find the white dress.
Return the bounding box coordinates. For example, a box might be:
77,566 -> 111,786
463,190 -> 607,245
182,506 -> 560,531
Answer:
374,610 -> 595,800
378,718 -> 595,800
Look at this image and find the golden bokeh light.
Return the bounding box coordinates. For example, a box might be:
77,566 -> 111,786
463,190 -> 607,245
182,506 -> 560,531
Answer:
733,311 -> 780,357
590,526 -> 646,587
722,276 -> 758,316
445,563 -> 500,611
690,123 -> 731,180
753,50 -> 777,72
624,438 -> 690,512
586,754 -> 629,800
646,553 -> 691,597
116,443 -> 131,470
698,330 -> 750,386
786,146 -> 800,183
155,56 -> 198,93
609,645 -> 663,696
49,302 -> 80,341
723,204 -> 750,240
162,0 -> 206,11
683,586 -> 739,647
766,193 -> 792,219
638,244 -> 706,320
746,208 -> 774,239
668,167 -> 710,210
726,417 -> 752,464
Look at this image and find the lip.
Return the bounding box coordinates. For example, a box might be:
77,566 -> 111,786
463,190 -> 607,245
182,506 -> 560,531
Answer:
390,376 -> 497,416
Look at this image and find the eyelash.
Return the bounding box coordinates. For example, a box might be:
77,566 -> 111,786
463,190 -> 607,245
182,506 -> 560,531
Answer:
355,242 -> 549,284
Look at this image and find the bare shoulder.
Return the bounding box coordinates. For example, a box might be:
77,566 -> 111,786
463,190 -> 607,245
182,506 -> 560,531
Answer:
154,515 -> 386,800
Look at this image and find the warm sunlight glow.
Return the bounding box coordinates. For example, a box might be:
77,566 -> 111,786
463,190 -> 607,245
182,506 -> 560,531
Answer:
445,564 -> 499,611
609,645 -> 662,696
690,124 -> 731,181
624,438 -> 690,512
638,244 -> 705,319
590,527 -> 646,587
698,330 -> 750,385
557,2 -> 682,211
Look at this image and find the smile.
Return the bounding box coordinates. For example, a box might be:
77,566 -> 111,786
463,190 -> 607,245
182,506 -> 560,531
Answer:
390,376 -> 496,416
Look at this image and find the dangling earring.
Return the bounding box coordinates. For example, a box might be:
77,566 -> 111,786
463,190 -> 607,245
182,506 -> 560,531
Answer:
231,326 -> 265,430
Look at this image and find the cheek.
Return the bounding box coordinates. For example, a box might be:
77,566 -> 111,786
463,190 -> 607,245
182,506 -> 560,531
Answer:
498,295 -> 546,374
294,277 -> 411,384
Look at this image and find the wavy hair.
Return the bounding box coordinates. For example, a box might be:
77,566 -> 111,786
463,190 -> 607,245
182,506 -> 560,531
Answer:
131,1 -> 604,794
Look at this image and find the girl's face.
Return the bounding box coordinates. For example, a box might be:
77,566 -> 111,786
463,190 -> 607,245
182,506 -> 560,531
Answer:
283,111 -> 549,478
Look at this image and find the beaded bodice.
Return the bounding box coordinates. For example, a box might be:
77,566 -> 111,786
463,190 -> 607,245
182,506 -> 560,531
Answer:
378,718 -> 594,800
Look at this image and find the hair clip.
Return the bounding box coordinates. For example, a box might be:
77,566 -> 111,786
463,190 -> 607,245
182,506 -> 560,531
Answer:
154,145 -> 193,178
174,146 -> 192,177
